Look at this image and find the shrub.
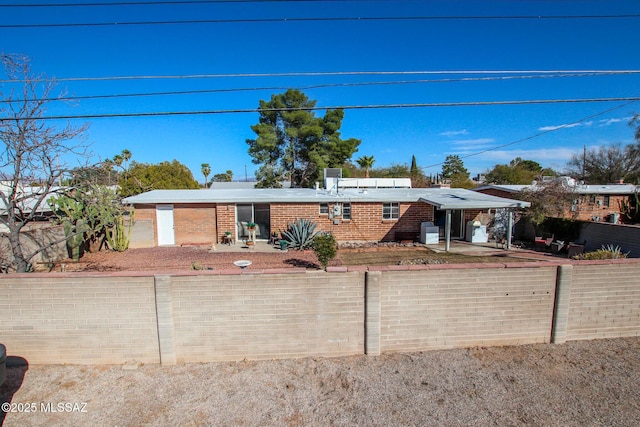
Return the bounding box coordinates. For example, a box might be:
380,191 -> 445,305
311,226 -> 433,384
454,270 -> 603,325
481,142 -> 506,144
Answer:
574,244 -> 629,260
312,233 -> 338,270
282,218 -> 319,250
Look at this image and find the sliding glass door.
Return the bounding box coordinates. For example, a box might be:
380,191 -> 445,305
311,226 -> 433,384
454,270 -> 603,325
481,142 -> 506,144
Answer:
236,203 -> 270,240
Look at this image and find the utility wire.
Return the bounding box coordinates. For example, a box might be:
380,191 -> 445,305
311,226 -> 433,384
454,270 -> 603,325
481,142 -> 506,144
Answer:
1,72 -> 628,103
0,0 -> 392,6
2,69 -> 638,83
10,97 -> 640,121
420,100 -> 640,170
2,14 -> 639,29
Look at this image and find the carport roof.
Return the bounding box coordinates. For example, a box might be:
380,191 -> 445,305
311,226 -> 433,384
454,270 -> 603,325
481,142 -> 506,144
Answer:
124,187 -> 530,210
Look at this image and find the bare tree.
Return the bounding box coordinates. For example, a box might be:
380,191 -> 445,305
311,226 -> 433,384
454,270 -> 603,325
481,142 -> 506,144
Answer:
0,53 -> 89,272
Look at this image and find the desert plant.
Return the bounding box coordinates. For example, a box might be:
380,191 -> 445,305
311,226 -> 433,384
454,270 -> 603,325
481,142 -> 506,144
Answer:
312,232 -> 338,270
574,244 -> 629,260
106,211 -> 134,252
282,218 -> 319,250
62,218 -> 88,261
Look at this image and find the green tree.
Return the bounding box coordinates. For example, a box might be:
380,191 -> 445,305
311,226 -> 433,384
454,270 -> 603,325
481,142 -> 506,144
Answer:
119,160 -> 199,197
356,155 -> 375,178
441,155 -> 468,180
246,89 -> 360,188
409,154 -> 429,187
70,149 -> 132,187
312,232 -> 338,270
485,157 -> 549,185
201,163 -> 211,188
212,170 -> 233,182
365,163 -> 409,178
441,155 -> 473,188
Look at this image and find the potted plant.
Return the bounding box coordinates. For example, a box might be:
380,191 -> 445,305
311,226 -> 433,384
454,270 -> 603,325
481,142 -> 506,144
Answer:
247,222 -> 256,230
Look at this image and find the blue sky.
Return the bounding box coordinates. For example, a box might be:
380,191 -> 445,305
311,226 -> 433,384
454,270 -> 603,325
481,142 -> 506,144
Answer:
1,0 -> 639,183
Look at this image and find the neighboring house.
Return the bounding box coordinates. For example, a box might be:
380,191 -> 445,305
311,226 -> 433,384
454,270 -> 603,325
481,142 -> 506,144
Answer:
208,181 -> 292,190
475,179 -> 639,223
123,186 -> 530,250
0,182 -> 58,232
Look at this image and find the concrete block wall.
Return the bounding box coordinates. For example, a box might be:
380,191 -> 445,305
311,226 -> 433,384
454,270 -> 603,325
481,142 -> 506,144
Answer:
2,260 -> 640,365
0,275 -> 160,364
578,222 -> 640,257
375,265 -> 557,352
565,261 -> 640,341
167,272 -> 364,362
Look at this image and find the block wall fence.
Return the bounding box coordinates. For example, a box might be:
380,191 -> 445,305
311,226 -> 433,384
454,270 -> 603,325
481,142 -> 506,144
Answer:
1,260 -> 640,365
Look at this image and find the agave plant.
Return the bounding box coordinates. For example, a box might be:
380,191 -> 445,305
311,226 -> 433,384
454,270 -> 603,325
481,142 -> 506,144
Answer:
282,218 -> 319,250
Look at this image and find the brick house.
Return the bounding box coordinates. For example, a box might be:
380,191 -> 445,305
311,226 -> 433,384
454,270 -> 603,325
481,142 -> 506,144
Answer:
475,181 -> 639,223
123,187 -> 530,249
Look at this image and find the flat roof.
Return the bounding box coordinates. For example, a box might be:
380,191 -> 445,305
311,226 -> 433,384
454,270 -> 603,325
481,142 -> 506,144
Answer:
124,187 -> 530,210
476,183 -> 639,195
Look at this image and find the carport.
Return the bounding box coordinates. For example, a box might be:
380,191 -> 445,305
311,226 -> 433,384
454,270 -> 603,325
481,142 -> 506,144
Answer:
418,189 -> 531,252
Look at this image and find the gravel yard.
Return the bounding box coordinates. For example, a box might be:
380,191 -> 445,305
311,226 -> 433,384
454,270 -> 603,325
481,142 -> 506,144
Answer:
62,244 -> 535,273
2,338 -> 640,426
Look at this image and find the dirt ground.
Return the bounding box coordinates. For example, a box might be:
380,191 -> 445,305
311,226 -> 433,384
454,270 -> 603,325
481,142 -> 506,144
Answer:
2,337 -> 639,426
59,245 -> 530,273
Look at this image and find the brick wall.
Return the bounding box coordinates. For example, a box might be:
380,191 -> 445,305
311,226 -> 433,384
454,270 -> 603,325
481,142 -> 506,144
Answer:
572,194 -> 629,222
3,260 -> 639,365
173,203 -> 216,245
475,188 -> 631,223
213,202 -> 434,242
216,203 -> 237,243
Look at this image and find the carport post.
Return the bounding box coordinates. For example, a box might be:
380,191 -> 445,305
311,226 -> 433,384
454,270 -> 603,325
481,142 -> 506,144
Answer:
506,209 -> 513,250
445,209 -> 452,252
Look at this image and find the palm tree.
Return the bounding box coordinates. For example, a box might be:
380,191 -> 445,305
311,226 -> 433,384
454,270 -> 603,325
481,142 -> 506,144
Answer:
356,155 -> 375,178
201,163 -> 211,188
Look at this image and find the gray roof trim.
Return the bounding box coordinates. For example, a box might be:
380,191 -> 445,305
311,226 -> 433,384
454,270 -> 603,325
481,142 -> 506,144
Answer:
419,191 -> 531,210
475,183 -> 639,195
124,188 -> 530,210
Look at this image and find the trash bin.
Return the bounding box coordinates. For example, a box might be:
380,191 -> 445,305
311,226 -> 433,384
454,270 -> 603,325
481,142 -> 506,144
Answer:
465,221 -> 488,243
0,343 -> 6,386
279,240 -> 288,251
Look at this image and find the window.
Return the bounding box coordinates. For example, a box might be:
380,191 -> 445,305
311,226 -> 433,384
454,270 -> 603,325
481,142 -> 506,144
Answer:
603,195 -> 610,207
319,203 -> 329,215
342,203 -> 351,220
589,195 -> 596,204
382,202 -> 400,220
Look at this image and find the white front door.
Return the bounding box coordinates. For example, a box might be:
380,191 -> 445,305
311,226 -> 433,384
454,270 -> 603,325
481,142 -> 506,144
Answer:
156,205 -> 175,245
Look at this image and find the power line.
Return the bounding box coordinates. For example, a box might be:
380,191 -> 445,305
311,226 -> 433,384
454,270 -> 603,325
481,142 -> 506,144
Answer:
11,96 -> 640,121
421,100 -> 640,170
2,72 -> 629,103
0,0 -> 388,6
2,69 -> 639,83
2,14 -> 639,29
